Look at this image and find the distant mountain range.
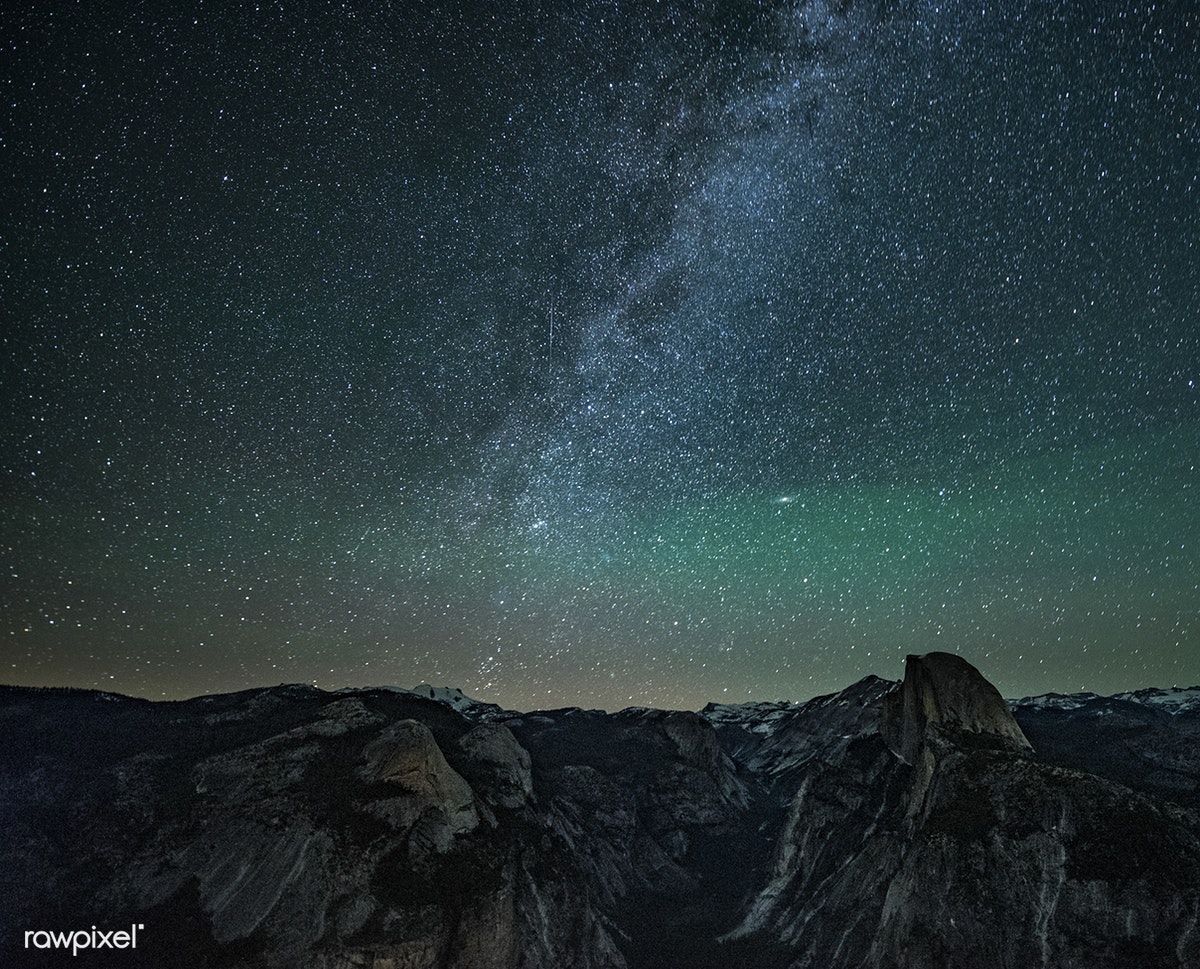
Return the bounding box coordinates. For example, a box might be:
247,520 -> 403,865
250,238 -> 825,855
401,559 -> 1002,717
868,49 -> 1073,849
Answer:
2,655 -> 1198,968
1014,685 -> 1200,716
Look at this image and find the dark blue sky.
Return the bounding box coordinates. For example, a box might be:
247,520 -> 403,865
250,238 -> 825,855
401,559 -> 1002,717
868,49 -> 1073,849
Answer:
3,0 -> 1198,707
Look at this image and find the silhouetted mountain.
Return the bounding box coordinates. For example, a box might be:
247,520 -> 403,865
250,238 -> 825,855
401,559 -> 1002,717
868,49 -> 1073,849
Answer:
1013,685 -> 1200,811
2,657 -> 1198,968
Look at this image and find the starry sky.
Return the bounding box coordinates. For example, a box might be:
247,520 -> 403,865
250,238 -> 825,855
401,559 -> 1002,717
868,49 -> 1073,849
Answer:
3,0 -> 1198,709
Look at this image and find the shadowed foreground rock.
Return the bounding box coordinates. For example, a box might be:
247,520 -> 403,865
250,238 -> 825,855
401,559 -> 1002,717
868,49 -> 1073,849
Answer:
2,655 -> 1199,968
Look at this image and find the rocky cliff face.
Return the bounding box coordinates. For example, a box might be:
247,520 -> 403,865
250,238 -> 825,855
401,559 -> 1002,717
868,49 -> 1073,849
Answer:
728,655 -> 1200,969
880,651 -> 1033,764
2,657 -> 1198,968
1012,687 -> 1200,812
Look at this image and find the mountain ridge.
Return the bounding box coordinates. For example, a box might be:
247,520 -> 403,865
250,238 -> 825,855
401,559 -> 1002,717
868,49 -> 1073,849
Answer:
7,673 -> 1200,718
3,656 -> 1199,967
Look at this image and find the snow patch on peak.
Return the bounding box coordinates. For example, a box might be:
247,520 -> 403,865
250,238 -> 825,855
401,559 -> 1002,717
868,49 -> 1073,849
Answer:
1011,692 -> 1104,712
336,682 -> 501,716
1013,686 -> 1200,716
1112,686 -> 1200,716
408,684 -> 483,712
700,699 -> 798,735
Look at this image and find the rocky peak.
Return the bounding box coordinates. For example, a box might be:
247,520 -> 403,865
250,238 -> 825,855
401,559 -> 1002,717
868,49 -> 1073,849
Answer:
5,661 -> 1200,969
456,722 -> 533,808
410,683 -> 476,708
359,718 -> 479,837
881,652 -> 1031,764
405,683 -> 505,718
1112,685 -> 1200,715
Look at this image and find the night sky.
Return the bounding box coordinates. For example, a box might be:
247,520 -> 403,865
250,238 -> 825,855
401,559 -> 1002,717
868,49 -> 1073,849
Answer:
3,0 -> 1198,709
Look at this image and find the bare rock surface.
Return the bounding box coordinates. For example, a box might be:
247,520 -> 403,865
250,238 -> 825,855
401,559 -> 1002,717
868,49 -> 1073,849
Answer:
881,651 -> 1032,763
2,656 -> 1199,969
455,723 -> 533,809
361,718 -> 478,835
